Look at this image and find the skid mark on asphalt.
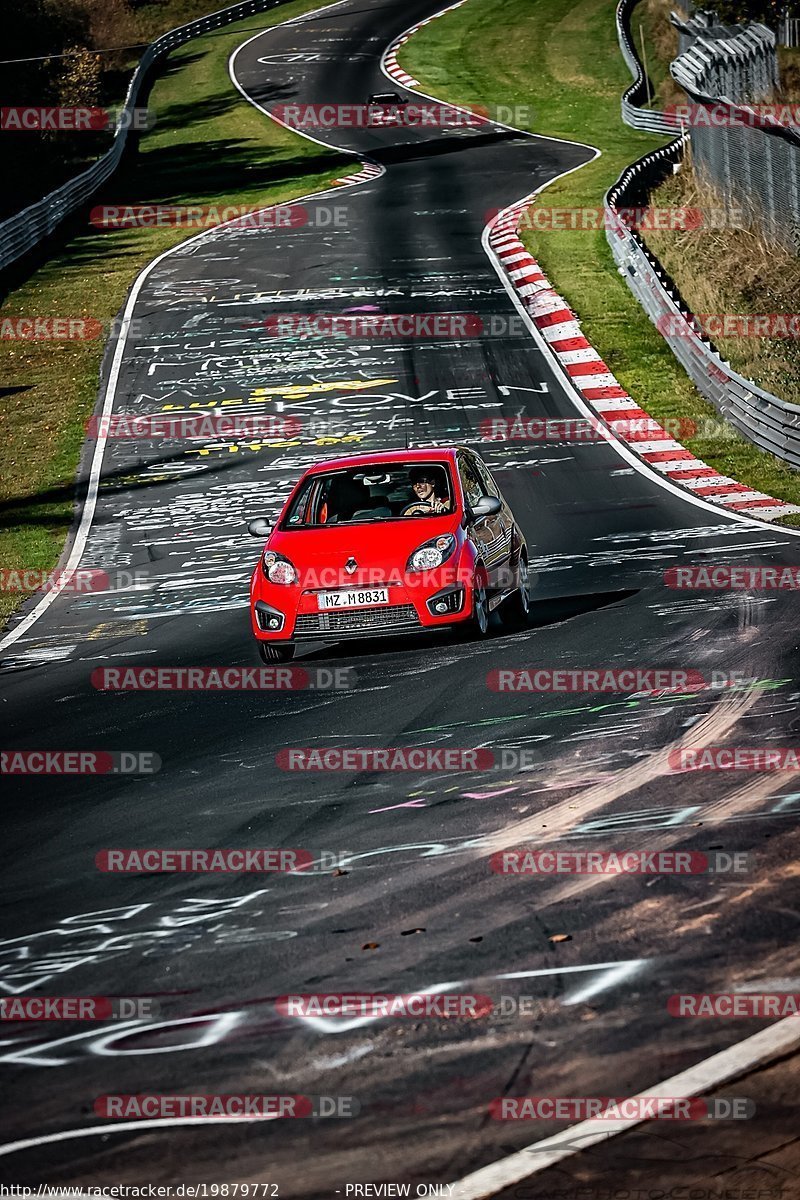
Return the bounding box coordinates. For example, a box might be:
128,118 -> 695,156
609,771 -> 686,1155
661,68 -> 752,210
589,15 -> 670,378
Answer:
284,686 -> 764,934
473,687 -> 759,856
538,774 -> 788,908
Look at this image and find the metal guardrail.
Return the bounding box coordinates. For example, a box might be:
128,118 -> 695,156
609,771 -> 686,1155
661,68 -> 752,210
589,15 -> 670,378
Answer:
670,22 -> 778,101
780,14 -> 800,47
0,0 -> 293,274
609,0 -> 800,466
668,15 -> 799,251
615,0 -> 678,134
605,143 -> 800,468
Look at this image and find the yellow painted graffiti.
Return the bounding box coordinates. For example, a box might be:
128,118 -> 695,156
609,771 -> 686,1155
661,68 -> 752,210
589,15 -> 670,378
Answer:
161,378 -> 398,411
187,433 -> 367,455
252,378 -> 397,400
87,620 -> 149,640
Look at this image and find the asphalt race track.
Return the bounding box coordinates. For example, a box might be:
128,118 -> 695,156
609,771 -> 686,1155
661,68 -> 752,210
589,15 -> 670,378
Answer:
1,0 -> 800,1194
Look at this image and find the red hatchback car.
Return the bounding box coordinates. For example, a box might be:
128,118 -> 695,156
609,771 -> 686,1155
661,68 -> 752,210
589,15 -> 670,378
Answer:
247,447 -> 529,661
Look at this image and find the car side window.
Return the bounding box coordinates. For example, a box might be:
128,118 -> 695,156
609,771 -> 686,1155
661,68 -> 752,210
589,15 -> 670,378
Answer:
285,478 -> 314,526
458,454 -> 486,510
473,457 -> 501,499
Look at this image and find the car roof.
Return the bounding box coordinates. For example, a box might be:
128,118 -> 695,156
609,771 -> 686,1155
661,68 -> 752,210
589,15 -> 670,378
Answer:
304,446 -> 466,475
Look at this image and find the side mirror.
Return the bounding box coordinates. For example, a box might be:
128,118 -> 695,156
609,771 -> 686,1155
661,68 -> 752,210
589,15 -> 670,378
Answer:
247,517 -> 273,537
471,495 -> 502,518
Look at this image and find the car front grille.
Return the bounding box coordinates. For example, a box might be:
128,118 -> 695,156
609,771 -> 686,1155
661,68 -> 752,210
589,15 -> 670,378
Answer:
294,604 -> 421,636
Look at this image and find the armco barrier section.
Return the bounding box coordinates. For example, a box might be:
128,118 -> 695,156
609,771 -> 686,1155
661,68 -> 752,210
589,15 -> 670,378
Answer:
605,145 -> 800,469
616,0 -> 677,134
669,19 -> 799,252
670,22 -> 778,103
0,0 -> 298,274
610,0 -> 800,469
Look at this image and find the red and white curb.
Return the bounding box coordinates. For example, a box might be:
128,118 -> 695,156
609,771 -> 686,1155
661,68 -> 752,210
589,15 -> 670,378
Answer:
489,205 -> 800,521
383,48 -> 419,89
333,162 -> 383,186
383,0 -> 468,90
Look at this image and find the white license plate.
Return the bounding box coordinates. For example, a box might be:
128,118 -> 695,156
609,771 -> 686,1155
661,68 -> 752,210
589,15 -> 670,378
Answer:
317,588 -> 390,610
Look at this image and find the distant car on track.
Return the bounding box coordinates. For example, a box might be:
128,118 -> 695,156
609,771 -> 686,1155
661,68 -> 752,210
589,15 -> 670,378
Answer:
367,91 -> 403,107
247,447 -> 529,661
366,91 -> 405,125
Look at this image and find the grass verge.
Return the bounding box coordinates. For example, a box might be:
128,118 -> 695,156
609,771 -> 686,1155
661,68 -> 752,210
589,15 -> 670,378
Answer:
632,4 -> 800,426
644,166 -> 800,406
4,0 -> 317,216
399,0 -> 800,524
0,0 -> 351,625
635,0 -> 683,109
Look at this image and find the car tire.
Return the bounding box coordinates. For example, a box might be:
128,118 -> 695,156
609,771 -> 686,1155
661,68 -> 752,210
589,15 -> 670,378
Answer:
503,555 -> 530,628
258,641 -> 296,663
468,577 -> 490,637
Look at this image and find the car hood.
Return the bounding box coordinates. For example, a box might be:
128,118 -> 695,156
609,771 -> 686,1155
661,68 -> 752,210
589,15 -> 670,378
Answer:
267,515 -> 461,585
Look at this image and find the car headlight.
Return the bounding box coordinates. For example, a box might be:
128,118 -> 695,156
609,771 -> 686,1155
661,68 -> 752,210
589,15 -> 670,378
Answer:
262,551 -> 298,585
406,534 -> 456,573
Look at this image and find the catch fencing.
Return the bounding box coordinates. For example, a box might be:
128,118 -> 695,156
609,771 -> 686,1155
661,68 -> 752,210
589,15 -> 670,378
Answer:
605,144 -> 800,467
670,20 -> 800,253
0,0 -> 296,274
778,13 -> 800,47
671,19 -> 778,100
607,3 -> 800,467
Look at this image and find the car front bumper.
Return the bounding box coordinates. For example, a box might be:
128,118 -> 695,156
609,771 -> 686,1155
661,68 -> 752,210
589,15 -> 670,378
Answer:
251,578 -> 470,643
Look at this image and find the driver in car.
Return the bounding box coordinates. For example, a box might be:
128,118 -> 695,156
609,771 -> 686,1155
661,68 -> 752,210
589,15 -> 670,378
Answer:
406,467 -> 451,514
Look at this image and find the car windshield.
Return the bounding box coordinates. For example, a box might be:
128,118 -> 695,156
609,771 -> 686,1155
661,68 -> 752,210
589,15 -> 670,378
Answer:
282,462 -> 454,528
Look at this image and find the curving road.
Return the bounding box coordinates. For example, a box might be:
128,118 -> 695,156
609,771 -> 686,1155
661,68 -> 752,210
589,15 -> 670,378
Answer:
1,0 -> 799,1193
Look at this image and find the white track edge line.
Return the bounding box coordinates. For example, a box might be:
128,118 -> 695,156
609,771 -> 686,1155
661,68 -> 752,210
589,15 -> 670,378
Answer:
0,0 -> 383,655
450,1014 -> 800,1198
0,1115 -> 278,1160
